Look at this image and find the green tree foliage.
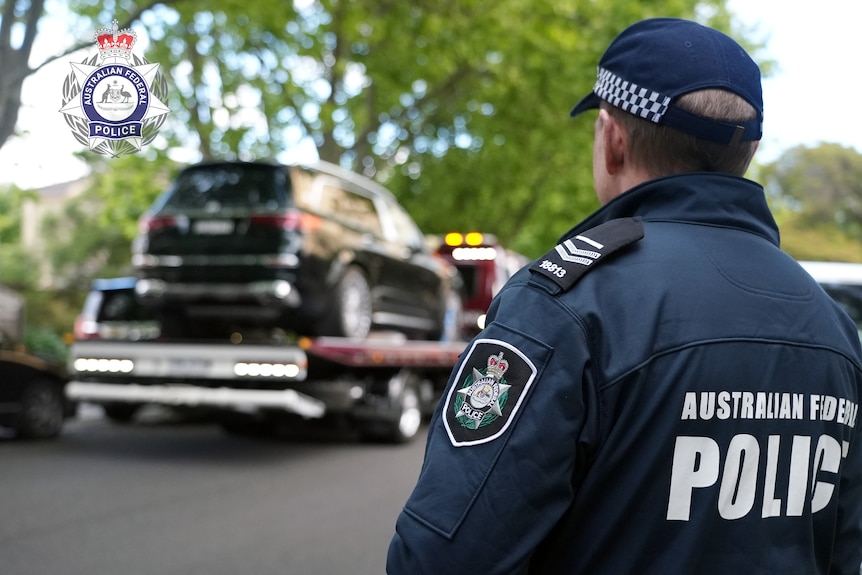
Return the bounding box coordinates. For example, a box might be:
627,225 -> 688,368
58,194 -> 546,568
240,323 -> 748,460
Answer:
0,244 -> 40,290
374,0 -> 759,255
0,185 -> 39,290
762,143 -> 862,243
760,143 -> 862,262
40,154 -> 179,290
23,153 -> 175,344
0,185 -> 68,341
10,0 -> 765,291
53,0 -> 740,258
772,209 -> 862,263
0,184 -> 34,243
6,0 -> 781,339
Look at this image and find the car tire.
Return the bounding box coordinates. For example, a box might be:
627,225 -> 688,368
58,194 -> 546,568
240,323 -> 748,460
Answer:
327,266 -> 373,339
360,371 -> 423,444
16,379 -> 65,439
102,403 -> 141,424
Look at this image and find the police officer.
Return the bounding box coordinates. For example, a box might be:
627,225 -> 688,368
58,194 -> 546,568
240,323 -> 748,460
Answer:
387,17 -> 862,575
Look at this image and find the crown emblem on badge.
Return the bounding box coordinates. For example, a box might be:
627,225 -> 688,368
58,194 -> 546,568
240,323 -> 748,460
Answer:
486,352 -> 509,379
94,19 -> 136,61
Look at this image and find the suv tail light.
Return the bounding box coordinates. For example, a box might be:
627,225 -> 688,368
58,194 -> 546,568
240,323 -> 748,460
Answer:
73,315 -> 100,341
251,209 -> 321,232
139,214 -> 177,233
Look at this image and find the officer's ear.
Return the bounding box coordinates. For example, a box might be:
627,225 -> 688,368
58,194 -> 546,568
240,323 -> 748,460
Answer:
598,108 -> 627,176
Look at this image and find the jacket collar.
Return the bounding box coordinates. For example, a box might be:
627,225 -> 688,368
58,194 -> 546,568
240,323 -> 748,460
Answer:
561,172 -> 779,246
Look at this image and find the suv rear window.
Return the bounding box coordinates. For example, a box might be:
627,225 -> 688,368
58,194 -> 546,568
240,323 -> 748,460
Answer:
318,184 -> 382,236
161,163 -> 288,212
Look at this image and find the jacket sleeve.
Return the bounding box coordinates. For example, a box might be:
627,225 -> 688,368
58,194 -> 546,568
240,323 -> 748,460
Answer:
386,282 -> 596,574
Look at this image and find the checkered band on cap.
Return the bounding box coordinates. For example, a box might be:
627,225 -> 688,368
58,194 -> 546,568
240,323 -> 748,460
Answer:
594,67 -> 671,124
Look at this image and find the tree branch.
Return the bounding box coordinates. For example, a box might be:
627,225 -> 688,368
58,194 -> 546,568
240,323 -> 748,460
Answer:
0,1 -> 15,57
19,0 -> 46,59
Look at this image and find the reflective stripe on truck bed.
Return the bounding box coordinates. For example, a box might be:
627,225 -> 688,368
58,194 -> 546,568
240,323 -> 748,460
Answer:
66,381 -> 326,419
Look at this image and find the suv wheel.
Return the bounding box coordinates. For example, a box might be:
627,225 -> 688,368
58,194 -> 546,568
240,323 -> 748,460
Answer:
327,266 -> 372,339
360,370 -> 423,444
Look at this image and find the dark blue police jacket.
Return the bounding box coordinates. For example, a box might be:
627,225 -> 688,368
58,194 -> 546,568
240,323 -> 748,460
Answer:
387,173 -> 862,574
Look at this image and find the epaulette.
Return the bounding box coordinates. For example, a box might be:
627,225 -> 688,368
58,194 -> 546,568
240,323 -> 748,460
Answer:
529,216 -> 644,291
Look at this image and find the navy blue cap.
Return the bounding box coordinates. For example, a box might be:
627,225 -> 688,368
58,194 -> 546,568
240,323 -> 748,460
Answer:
570,18 -> 763,145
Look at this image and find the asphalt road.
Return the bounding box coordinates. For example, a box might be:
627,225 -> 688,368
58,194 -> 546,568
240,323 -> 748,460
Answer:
0,406 -> 428,575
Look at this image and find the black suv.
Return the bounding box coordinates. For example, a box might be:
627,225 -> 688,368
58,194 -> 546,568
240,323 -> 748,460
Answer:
132,160 -> 458,340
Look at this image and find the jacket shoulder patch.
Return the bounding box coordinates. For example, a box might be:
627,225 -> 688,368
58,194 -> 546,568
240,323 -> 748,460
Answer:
530,216 -> 644,291
444,338 -> 538,447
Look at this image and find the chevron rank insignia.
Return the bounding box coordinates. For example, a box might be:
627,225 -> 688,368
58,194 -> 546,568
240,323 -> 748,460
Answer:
530,216 -> 644,291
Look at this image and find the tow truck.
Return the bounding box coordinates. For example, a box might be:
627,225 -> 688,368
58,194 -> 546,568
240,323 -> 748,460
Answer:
434,232 -> 529,337
68,330 -> 467,443
66,278 -> 468,443
66,232 -> 527,443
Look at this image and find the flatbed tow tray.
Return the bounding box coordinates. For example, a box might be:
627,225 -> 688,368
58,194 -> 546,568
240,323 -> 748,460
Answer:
302,336 -> 466,368
66,336 -> 467,422
66,339 -> 323,417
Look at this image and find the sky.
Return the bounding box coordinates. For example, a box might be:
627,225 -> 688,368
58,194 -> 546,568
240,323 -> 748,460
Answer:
0,0 -> 860,190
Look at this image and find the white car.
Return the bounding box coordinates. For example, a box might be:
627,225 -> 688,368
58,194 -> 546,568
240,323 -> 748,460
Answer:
799,260 -> 862,340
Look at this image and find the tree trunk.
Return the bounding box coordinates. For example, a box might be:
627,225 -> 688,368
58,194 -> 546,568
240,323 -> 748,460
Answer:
0,0 -> 46,150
